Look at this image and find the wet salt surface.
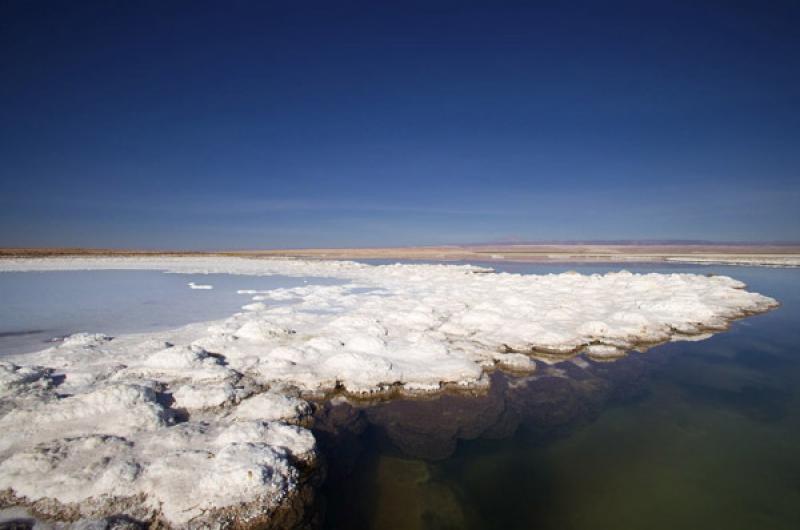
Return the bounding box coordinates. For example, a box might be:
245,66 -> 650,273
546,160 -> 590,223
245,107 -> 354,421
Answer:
318,262 -> 800,530
0,270 -> 341,355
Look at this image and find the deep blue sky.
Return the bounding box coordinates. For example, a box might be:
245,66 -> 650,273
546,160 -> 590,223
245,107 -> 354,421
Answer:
1,0 -> 798,249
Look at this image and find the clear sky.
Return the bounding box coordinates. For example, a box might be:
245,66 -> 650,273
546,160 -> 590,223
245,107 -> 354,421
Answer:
1,0 -> 798,249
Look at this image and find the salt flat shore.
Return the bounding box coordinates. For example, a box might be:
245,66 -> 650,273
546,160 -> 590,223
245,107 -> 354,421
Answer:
239,244 -> 800,267
0,256 -> 780,529
3,244 -> 799,267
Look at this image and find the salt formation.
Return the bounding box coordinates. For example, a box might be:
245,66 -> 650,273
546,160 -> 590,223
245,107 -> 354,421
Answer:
0,257 -> 778,528
665,255 -> 800,267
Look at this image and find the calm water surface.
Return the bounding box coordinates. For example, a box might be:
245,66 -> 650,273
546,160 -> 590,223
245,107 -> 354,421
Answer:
318,262 -> 800,530
0,270 -> 339,355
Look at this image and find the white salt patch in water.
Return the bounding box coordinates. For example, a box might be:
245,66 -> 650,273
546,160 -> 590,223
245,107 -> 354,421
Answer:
187,282 -> 213,289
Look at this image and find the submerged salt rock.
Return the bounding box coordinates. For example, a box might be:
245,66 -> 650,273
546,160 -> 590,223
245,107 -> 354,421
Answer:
493,353 -> 536,372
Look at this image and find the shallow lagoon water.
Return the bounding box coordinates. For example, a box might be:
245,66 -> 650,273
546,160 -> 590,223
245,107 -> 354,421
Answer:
0,270 -> 339,355
319,262 -> 800,530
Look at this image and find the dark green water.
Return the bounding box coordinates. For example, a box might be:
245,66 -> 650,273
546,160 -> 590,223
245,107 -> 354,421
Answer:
316,263 -> 800,530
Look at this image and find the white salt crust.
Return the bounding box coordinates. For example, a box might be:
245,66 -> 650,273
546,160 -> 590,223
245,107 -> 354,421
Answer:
0,257 -> 778,527
664,256 -> 800,267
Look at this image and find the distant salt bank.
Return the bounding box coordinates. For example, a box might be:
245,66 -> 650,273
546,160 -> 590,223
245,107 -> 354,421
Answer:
0,257 -> 779,529
3,245 -> 800,268
664,256 -> 800,267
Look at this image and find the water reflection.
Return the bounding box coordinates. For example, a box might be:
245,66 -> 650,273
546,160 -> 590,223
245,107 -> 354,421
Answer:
315,265 -> 800,530
314,353 -> 661,528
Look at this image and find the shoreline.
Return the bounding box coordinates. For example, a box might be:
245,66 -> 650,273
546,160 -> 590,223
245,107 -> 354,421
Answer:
2,244 -> 799,267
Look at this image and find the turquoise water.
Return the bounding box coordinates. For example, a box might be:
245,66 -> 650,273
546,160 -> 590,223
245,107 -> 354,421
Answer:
317,263 -> 800,530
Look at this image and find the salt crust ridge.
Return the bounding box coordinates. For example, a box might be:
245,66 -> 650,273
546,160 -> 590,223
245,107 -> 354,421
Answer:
0,257 -> 778,527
